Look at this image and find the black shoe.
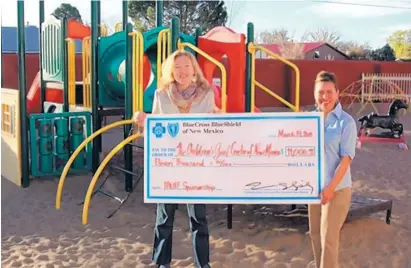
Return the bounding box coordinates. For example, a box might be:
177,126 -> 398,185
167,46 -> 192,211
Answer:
157,265 -> 170,268
201,264 -> 211,268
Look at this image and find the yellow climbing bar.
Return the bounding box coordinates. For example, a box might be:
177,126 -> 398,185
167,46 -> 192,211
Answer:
177,41 -> 227,113
66,38 -> 76,107
82,37 -> 91,109
114,22 -> 122,33
129,31 -> 145,113
248,43 -> 300,112
100,24 -> 108,37
55,119 -> 135,210
157,29 -> 171,83
82,132 -> 141,225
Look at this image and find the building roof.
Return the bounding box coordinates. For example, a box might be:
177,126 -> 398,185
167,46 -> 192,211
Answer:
260,42 -> 348,58
2,26 -> 40,53
1,25 -> 82,53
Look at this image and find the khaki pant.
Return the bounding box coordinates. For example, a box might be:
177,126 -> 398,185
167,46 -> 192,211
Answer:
308,187 -> 352,268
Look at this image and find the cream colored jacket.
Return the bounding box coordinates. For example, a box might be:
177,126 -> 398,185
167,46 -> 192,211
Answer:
134,88 -> 217,137
151,88 -> 216,114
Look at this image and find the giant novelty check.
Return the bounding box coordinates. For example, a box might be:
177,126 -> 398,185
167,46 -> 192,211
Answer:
144,112 -> 325,204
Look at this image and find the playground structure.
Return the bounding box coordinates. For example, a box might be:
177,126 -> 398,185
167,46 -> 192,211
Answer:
2,0 -> 301,223
1,0 -> 396,229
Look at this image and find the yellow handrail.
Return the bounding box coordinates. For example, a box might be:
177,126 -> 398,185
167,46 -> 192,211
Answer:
177,41 -> 227,113
248,43 -> 300,112
157,29 -> 171,83
82,132 -> 141,225
82,37 -> 91,109
129,31 -> 145,113
100,24 -> 108,37
115,22 -> 123,33
66,38 -> 76,106
55,119 -> 135,210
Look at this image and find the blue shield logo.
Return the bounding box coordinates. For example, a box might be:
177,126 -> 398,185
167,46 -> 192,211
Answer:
152,122 -> 166,138
167,123 -> 180,137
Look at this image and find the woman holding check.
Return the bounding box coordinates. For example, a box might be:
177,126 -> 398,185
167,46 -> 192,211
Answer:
133,50 -> 216,268
308,71 -> 357,268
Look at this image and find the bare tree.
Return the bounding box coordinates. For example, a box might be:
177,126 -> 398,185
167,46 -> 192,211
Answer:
339,41 -> 372,59
279,42 -> 305,59
257,28 -> 305,59
306,27 -> 342,49
257,28 -> 293,43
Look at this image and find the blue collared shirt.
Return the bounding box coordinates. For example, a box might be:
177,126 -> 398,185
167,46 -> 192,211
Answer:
316,103 -> 357,191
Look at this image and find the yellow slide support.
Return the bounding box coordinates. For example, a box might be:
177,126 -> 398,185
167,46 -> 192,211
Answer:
177,41 -> 227,113
82,132 -> 141,225
66,38 -> 76,107
129,31 -> 145,113
55,119 -> 135,210
157,29 -> 171,83
248,43 -> 300,112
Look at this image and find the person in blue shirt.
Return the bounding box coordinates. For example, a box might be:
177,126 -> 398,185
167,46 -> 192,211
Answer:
309,71 -> 357,268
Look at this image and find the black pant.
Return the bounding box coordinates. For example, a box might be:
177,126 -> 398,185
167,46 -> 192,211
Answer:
152,203 -> 210,267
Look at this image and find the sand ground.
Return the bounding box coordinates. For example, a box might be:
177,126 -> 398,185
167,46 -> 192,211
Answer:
2,103 -> 411,268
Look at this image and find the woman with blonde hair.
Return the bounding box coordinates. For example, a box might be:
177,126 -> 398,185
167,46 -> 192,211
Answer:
133,50 -> 215,268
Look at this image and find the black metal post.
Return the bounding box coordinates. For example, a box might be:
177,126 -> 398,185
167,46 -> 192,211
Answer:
156,0 -> 163,27
17,0 -> 30,188
122,0 -> 128,31
171,17 -> 180,52
91,0 -> 99,172
39,0 -> 45,112
123,2 -> 133,192
95,0 -> 102,153
245,22 -> 254,113
62,18 -> 69,112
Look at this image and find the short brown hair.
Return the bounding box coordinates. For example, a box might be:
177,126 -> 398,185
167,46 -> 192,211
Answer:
315,71 -> 338,87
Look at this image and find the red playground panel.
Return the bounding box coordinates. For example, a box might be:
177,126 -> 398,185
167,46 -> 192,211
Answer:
198,26 -> 260,113
67,19 -> 91,40
26,72 -> 64,115
212,85 -> 260,113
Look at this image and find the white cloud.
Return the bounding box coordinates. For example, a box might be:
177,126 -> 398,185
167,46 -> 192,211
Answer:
304,0 -> 411,18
